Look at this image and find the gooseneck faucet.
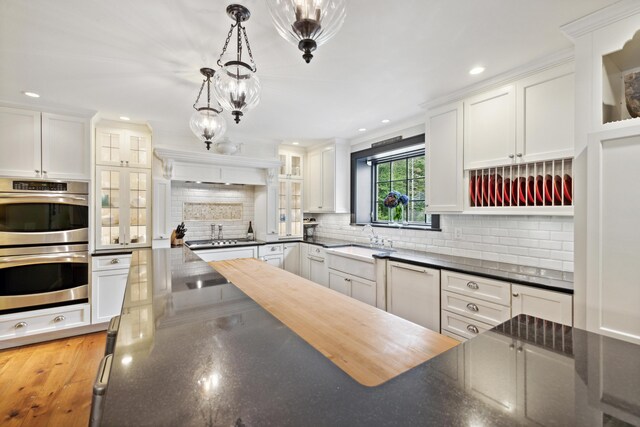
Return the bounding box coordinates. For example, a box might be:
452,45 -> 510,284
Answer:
362,224 -> 384,248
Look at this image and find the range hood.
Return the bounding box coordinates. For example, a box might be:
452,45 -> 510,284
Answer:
154,146 -> 282,186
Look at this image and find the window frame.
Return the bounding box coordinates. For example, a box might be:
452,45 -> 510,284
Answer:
349,133 -> 440,231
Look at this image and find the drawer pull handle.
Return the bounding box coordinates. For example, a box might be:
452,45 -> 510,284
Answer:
466,325 -> 479,334
110,258 -> 120,264
53,315 -> 66,323
14,322 -> 27,329
512,293 -> 519,297
271,247 -> 277,251
466,281 -> 479,290
466,303 -> 479,312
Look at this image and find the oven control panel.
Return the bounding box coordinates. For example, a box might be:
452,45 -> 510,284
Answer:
13,181 -> 68,191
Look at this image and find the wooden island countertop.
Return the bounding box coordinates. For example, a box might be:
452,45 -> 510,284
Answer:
210,258 -> 458,387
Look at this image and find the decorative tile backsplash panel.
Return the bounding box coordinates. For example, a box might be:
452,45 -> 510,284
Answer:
183,202 -> 243,221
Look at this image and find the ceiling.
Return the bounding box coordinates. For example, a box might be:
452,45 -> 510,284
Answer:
0,0 -> 619,147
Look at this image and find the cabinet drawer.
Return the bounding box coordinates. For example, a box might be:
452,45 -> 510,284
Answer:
441,270 -> 511,306
307,245 -> 326,259
441,310 -> 493,340
92,254 -> 132,271
441,291 -> 512,326
328,254 -> 375,281
259,244 -> 283,256
0,304 -> 90,340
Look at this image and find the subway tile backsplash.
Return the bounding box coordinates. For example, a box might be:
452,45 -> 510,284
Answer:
171,181 -> 254,241
313,213 -> 574,272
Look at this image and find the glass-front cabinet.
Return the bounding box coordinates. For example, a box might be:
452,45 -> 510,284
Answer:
279,150 -> 303,179
96,128 -> 152,168
96,166 -> 151,249
278,179 -> 303,238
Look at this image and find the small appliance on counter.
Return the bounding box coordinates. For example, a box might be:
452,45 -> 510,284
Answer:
303,217 -> 319,239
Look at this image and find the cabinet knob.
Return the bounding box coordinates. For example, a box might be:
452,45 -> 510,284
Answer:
517,347 -> 523,353
516,153 -> 523,158
466,281 -> 479,290
466,303 -> 479,312
508,154 -> 515,159
318,206 -> 322,209
509,344 -> 515,350
14,322 -> 27,329
466,324 -> 479,334
344,278 -> 351,282
125,161 -> 129,166
53,315 -> 66,323
512,293 -> 519,297
120,160 -> 124,166
110,258 -> 120,264
42,171 -> 47,175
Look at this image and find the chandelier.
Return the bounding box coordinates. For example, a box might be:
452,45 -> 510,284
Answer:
212,4 -> 261,124
190,68 -> 227,151
266,0 -> 347,63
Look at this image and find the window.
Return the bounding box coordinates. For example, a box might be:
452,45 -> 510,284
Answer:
350,133 -> 439,230
373,153 -> 427,224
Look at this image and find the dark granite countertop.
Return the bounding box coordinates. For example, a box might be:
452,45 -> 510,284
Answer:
303,237 -> 573,293
100,248 -> 638,426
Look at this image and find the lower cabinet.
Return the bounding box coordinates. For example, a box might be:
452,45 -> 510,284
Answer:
0,303 -> 90,341
328,270 -> 376,306
91,254 -> 132,324
299,243 -> 310,279
259,244 -> 284,268
308,245 -> 329,287
386,261 -> 441,332
283,242 -> 300,275
196,247 -> 258,262
511,284 -> 572,325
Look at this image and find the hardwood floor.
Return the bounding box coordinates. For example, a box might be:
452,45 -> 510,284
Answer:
0,332 -> 106,427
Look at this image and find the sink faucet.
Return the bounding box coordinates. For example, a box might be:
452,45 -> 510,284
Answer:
362,224 -> 384,248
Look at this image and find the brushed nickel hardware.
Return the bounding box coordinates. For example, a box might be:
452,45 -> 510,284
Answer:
509,344 -> 515,350
517,347 -> 523,353
394,264 -> 430,274
516,153 -> 523,157
466,324 -> 479,334
14,322 -> 27,329
513,293 -> 520,297
53,315 -> 65,323
466,303 -> 479,312
110,258 -> 120,264
508,154 -> 515,159
466,281 -> 479,290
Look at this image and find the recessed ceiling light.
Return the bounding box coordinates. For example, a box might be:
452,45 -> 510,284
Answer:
469,66 -> 485,75
381,119 -> 390,124
23,91 -> 40,98
292,141 -> 299,145
358,128 -> 367,132
119,116 -> 130,121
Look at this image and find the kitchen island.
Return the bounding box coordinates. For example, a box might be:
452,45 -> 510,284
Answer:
99,248 -> 640,426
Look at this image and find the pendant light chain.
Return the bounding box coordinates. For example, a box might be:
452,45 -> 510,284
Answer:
217,22 -> 237,68
192,79 -> 206,110
242,26 -> 256,72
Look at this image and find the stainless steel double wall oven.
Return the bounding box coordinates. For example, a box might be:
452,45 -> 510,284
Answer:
0,178 -> 89,313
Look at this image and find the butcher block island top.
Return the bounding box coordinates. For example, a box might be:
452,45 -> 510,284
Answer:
100,248 -> 640,427
210,258 -> 457,387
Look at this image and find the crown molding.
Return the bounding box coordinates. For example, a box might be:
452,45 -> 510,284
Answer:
420,49 -> 575,111
560,0 -> 640,41
154,146 -> 281,169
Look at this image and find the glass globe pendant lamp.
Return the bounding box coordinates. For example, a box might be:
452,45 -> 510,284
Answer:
189,68 -> 227,150
212,4 -> 261,124
265,0 -> 347,63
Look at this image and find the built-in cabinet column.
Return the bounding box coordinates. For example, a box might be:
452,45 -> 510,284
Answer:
304,141 -> 349,213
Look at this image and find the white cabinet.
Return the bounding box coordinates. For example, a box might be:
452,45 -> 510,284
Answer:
259,244 -> 284,268
91,254 -> 132,324
511,284 -> 572,325
586,128 -> 640,344
328,270 -> 377,306
463,64 -> 575,169
464,85 -> 517,169
426,101 -> 464,212
195,247 -> 257,262
279,150 -> 303,179
283,242 -> 300,275
152,179 -> 171,247
96,167 -> 152,250
307,245 -> 329,287
386,261 -> 440,331
304,141 -> 350,213
515,63 -> 575,162
0,107 -> 89,179
95,127 -> 152,168
278,179 -> 303,239
0,303 -> 90,341
299,243 -> 310,279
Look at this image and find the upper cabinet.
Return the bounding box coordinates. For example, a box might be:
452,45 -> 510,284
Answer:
463,63 -> 575,169
96,127 -> 151,169
304,141 -> 350,213
279,150 -> 303,179
0,107 -> 90,180
464,85 -> 516,169
426,101 -> 464,212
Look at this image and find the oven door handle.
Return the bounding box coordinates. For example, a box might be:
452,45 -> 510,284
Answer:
0,252 -> 89,269
0,193 -> 89,206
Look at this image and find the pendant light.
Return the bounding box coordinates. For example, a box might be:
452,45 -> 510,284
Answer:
190,68 -> 227,151
213,4 -> 261,124
266,0 -> 347,63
